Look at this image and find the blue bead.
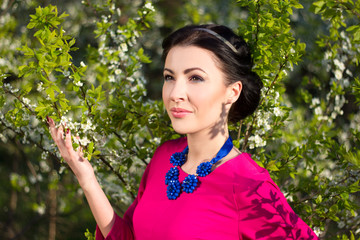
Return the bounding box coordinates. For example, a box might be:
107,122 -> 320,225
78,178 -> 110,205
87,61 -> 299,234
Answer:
182,174 -> 198,193
196,162 -> 212,177
170,152 -> 186,166
167,179 -> 181,200
165,136 -> 233,199
165,167 -> 179,185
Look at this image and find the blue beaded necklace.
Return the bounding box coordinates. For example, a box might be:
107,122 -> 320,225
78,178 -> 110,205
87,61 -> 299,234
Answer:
165,136 -> 233,200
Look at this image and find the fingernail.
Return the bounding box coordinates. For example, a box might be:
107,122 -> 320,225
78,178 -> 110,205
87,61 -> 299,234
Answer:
46,116 -> 50,123
66,128 -> 70,134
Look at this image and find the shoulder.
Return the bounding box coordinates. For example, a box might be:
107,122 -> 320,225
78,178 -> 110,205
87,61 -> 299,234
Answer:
228,153 -> 283,197
231,155 -> 319,238
229,153 -> 272,182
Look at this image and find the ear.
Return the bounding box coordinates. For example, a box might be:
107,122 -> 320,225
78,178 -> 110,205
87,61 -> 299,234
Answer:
226,81 -> 242,105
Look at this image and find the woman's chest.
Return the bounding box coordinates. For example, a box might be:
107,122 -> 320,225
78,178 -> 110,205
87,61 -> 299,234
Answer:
132,167 -> 239,240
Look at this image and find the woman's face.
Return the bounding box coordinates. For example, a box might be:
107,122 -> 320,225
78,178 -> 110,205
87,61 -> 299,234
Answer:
162,45 -> 236,136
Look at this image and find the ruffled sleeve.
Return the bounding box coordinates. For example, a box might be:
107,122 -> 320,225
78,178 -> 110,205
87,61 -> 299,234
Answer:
95,158 -> 153,240
234,178 -> 319,239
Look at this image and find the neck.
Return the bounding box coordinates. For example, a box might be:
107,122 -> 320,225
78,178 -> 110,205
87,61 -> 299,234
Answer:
186,125 -> 230,165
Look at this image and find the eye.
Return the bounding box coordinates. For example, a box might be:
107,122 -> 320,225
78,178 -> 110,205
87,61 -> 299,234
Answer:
189,75 -> 204,82
164,74 -> 174,81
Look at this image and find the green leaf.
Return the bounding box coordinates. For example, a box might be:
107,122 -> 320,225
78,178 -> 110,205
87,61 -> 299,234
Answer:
349,180 -> 360,193
93,150 -> 101,156
346,25 -> 359,32
315,195 -> 322,204
27,22 -> 36,29
313,1 -> 325,14
46,88 -> 56,102
266,160 -> 280,171
350,231 -> 355,240
23,83 -> 33,94
88,141 -> 94,154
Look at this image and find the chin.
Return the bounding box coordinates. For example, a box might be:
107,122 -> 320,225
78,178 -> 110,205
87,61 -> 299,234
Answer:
171,125 -> 190,135
170,121 -> 195,135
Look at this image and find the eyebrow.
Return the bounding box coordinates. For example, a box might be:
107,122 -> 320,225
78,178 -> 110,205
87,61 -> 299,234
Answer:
163,67 -> 207,75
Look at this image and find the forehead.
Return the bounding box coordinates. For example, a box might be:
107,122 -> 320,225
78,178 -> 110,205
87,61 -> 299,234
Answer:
164,46 -> 222,72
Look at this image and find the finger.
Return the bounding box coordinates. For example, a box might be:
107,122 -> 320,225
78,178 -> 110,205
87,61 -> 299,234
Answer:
65,128 -> 73,150
77,145 -> 84,158
46,116 -> 53,126
53,125 -> 67,151
57,125 -> 64,140
48,118 -> 65,149
47,117 -> 57,138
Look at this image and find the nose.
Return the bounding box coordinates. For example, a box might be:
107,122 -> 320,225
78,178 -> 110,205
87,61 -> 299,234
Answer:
169,79 -> 187,102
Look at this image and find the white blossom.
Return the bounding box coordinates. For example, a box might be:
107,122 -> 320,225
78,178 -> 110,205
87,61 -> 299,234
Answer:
334,69 -> 343,80
144,2 -> 155,11
337,221 -> 345,229
0,58 -> 6,66
334,59 -> 345,71
248,135 -> 266,149
120,43 -> 128,52
331,112 -> 337,119
29,175 -> 37,184
101,15 -> 108,23
35,204 -> 46,215
340,31 -> 346,39
0,133 -> 7,143
37,82 -> 44,92
81,118 -> 96,132
4,83 -> 12,90
356,226 -> 360,235
79,136 -> 91,146
1,0 -> 9,10
41,151 -> 48,160
63,70 -> 70,77
311,98 -> 320,108
22,97 -> 31,105
115,69 -> 122,75
40,160 -> 51,173
74,80 -> 83,87
314,106 -> 322,116
109,75 -> 116,83
59,165 -> 66,174
345,69 -> 353,77
324,51 -> 331,60
273,107 -> 282,117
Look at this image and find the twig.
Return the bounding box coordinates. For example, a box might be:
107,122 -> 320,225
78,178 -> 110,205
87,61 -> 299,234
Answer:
98,156 -> 136,199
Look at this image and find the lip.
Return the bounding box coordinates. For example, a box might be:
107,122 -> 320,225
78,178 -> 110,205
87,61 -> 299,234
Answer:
170,107 -> 192,118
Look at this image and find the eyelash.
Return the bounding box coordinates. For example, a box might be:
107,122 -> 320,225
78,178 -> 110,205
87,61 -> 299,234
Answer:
189,75 -> 204,82
164,75 -> 174,81
163,74 -> 204,82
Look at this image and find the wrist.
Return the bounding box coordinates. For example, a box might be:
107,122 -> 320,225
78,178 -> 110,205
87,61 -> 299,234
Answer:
78,173 -> 98,192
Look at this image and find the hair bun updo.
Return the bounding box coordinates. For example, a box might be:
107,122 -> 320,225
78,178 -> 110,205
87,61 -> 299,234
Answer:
162,24 -> 263,123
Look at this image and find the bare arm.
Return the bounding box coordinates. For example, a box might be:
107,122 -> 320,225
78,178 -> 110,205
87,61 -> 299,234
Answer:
47,117 -> 115,237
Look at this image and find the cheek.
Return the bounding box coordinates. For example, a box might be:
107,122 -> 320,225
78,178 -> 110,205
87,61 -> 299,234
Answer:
162,84 -> 169,104
191,88 -> 225,107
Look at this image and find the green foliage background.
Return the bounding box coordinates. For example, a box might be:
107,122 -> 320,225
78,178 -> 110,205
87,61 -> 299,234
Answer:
0,0 -> 359,239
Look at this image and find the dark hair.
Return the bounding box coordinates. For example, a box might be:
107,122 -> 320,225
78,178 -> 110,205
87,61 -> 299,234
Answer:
162,24 -> 263,122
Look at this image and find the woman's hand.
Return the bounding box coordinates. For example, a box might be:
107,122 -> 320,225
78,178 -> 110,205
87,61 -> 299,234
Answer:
47,116 -> 117,237
47,116 -> 95,189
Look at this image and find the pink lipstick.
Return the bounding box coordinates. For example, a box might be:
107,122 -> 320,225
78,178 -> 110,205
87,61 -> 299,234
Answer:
170,107 -> 192,118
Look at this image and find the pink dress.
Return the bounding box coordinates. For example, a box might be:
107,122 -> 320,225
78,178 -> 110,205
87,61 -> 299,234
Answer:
96,137 -> 319,239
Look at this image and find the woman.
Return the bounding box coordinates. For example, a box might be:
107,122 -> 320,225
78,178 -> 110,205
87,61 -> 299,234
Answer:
48,24 -> 318,239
